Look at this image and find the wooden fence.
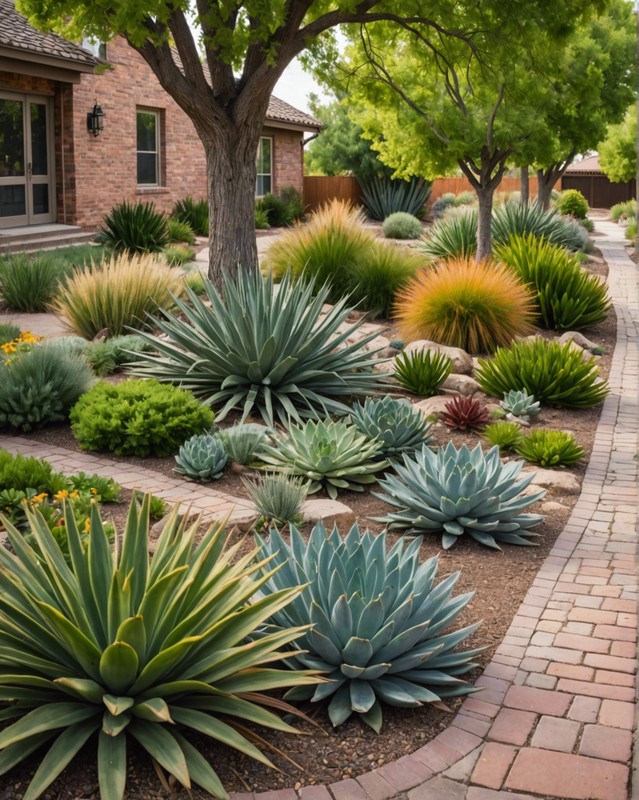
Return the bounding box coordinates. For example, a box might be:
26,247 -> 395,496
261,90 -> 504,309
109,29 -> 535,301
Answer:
303,175 -> 555,213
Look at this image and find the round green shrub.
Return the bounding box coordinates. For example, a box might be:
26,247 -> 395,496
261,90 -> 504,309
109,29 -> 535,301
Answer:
555,189 -> 589,220
382,212 -> 423,239
70,379 -> 214,457
0,343 -> 93,433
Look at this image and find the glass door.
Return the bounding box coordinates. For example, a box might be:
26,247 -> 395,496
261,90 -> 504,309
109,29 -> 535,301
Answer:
0,94 -> 54,228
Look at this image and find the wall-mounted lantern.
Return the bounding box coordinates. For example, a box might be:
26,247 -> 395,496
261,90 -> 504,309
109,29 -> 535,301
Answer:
87,101 -> 104,136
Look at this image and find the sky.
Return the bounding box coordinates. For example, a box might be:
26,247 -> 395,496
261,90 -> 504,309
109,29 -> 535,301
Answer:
273,57 -> 329,114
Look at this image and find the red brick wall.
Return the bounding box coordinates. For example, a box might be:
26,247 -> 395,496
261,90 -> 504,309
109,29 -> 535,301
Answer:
263,125 -> 304,196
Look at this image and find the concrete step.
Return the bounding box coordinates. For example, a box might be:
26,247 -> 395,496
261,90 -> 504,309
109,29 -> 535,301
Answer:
0,229 -> 96,255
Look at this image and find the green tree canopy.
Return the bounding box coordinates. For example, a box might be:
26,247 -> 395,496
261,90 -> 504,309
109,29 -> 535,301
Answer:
599,104 -> 637,183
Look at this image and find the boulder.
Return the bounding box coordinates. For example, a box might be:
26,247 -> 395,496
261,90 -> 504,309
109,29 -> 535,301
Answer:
301,499 -> 356,529
413,395 -> 452,417
524,467 -> 581,495
541,501 -> 570,515
403,340 -> 473,375
558,331 -> 603,354
440,374 -> 481,396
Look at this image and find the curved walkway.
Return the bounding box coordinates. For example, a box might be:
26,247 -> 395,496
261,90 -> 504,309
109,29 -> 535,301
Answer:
0,220 -> 636,800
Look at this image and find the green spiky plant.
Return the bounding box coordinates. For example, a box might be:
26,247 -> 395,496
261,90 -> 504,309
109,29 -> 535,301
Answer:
218,423 -> 272,465
500,390 -> 541,421
440,396 -> 491,432
97,201 -> 169,254
254,523 -> 482,732
131,270 -> 388,426
349,395 -> 432,459
515,430 -> 584,467
259,419 -> 387,499
357,175 -> 431,220
0,495 -> 319,800
174,434 -> 228,481
375,442 -> 545,550
495,234 -> 610,331
476,339 -> 609,409
483,421 -> 524,452
394,349 -> 453,396
171,196 -> 209,236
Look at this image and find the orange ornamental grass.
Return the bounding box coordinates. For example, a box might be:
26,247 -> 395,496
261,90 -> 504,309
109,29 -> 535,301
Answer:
394,257 -> 537,354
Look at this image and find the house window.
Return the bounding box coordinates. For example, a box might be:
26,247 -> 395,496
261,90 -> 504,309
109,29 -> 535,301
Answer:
81,37 -> 106,59
136,109 -> 160,186
256,136 -> 272,196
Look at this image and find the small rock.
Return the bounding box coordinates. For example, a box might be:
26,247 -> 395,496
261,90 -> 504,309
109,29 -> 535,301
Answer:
542,501 -> 570,514
558,330 -> 603,354
301,498 -> 356,529
92,327 -> 110,342
413,395 -> 452,417
524,467 -> 581,495
403,339 -> 473,374
440,373 -> 481,396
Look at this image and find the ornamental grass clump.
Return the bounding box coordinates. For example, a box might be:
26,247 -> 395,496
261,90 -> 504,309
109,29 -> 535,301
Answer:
394,348 -> 453,396
375,442 -> 545,550
495,234 -> 609,331
51,252 -> 184,339
347,243 -> 423,318
70,379 -> 213,458
418,208 -> 477,261
515,430 -> 584,467
259,419 -> 387,499
0,342 -> 93,433
0,495 -> 318,800
483,421 -> 524,452
243,473 -> 308,527
0,254 -> 69,312
395,259 -> 536,353
476,338 -> 609,408
255,523 -> 482,732
131,269 -> 386,426
349,395 -> 432,458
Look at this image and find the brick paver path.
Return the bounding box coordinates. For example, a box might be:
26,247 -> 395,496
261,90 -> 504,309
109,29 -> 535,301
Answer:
0,219 -> 636,800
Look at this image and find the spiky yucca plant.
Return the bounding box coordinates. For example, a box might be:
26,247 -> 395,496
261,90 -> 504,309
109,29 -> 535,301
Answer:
394,348 -> 453,396
440,395 -> 491,431
395,259 -> 536,354
174,434 -> 228,481
349,395 -> 432,458
255,523 -> 482,732
0,496 -> 319,800
418,208 -> 477,261
243,473 -> 308,527
476,339 -> 609,409
51,253 -> 183,339
259,419 -> 387,499
131,270 -> 387,426
97,201 -> 169,254
515,430 -> 584,467
375,442 -> 545,550
218,423 -> 271,465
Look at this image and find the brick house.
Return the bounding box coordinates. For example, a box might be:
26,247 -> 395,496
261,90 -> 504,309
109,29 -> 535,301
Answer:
0,0 -> 321,231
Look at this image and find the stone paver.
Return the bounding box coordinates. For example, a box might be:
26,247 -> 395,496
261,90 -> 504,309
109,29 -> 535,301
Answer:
1,218 -> 636,800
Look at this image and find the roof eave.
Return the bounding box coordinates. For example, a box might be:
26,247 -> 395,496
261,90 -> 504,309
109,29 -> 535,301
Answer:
263,118 -> 322,133
0,44 -> 96,73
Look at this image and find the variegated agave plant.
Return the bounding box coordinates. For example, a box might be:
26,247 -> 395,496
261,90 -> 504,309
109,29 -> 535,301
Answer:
375,442 -> 545,549
0,496 -> 318,800
255,523 -> 483,732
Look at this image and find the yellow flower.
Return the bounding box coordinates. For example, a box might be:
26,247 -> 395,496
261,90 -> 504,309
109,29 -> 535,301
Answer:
90,487 -> 98,496
84,517 -> 91,533
29,492 -> 48,505
70,490 -> 80,499
54,489 -> 69,501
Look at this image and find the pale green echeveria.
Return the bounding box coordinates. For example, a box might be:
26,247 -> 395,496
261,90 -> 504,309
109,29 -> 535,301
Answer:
174,433 -> 228,481
375,442 -> 545,550
500,390 -> 540,420
258,418 -> 387,499
255,523 -> 483,732
349,394 -> 432,458
130,269 -> 390,426
0,496 -> 319,800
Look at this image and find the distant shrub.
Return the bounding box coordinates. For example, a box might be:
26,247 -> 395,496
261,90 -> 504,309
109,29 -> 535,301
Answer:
395,258 -> 536,353
255,205 -> 270,229
172,195 -> 209,236
0,323 -> 21,346
256,188 -> 303,227
347,243 -> 422,318
163,244 -> 196,267
182,268 -> 207,295
70,379 -> 213,457
166,217 -> 196,244
625,218 -> 637,242
0,343 -> 93,432
382,212 -> 423,239
555,189 -> 589,219
610,199 -> 636,223
51,252 -> 183,338
358,176 -> 431,220
0,449 -> 66,494
97,200 -> 169,254
430,192 -> 458,219
0,254 -> 67,312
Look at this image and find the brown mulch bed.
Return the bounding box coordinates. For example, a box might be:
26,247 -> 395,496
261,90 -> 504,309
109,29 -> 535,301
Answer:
0,251 -> 617,799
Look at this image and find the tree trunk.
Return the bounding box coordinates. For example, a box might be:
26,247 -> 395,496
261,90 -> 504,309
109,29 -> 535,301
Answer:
204,122 -> 263,286
520,166 -> 529,206
535,170 -> 555,211
475,185 -> 495,260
